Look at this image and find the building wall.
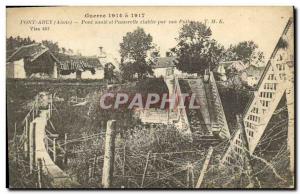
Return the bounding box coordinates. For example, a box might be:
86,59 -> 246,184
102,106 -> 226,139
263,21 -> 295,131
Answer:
60,72 -> 77,79
153,67 -> 168,77
153,67 -> 182,78
24,52 -> 55,77
6,62 -> 14,78
6,59 -> 26,78
81,69 -> 104,79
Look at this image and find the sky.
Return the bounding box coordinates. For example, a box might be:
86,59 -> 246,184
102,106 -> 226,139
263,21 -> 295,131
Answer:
6,6 -> 293,63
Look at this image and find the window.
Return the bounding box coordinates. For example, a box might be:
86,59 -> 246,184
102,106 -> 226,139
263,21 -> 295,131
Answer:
249,130 -> 254,137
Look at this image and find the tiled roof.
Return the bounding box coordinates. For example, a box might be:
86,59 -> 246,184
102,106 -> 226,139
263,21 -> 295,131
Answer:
152,56 -> 176,68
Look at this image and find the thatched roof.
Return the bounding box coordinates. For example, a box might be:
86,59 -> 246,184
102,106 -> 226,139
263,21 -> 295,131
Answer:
54,53 -> 103,71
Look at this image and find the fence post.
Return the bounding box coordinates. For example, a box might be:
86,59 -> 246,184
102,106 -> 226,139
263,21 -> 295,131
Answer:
92,155 -> 97,178
195,147 -> 214,188
27,119 -> 30,160
45,136 -> 49,152
48,103 -> 51,117
37,159 -> 43,188
122,140 -> 126,187
88,159 -> 93,180
186,162 -> 190,188
50,94 -> 53,115
32,108 -> 35,120
64,133 -> 68,166
101,120 -> 116,188
141,151 -> 151,188
25,117 -> 28,153
53,138 -> 56,162
30,122 -> 36,174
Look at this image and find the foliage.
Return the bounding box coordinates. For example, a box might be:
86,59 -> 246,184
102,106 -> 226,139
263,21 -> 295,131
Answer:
6,36 -> 36,52
119,27 -> 154,81
225,41 -> 264,66
42,40 -> 60,53
104,62 -> 116,83
171,21 -> 225,75
278,37 -> 288,49
6,36 -> 74,56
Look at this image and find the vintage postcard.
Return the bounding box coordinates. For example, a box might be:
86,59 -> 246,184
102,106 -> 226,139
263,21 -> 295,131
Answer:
6,6 -> 295,189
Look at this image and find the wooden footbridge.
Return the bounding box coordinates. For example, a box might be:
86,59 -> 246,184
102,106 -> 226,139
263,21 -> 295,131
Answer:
17,93 -> 79,188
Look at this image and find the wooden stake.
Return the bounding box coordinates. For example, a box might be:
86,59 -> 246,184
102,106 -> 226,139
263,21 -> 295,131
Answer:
50,94 -> 53,115
27,119 -> 30,160
191,167 -> 195,188
122,141 -> 126,178
37,159 -> 43,188
30,123 -> 36,174
13,122 -> 17,142
101,120 -> 117,188
92,155 -> 97,178
64,133 -> 68,165
141,151 -> 151,188
88,161 -> 93,180
47,138 -> 50,153
195,147 -> 214,188
48,104 -> 51,118
186,163 -> 190,188
53,138 -> 56,162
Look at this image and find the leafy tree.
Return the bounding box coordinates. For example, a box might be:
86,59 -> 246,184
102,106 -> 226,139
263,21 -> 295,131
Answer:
119,27 -> 154,81
42,40 -> 60,53
6,36 -> 36,51
225,41 -> 264,66
104,62 -> 115,83
172,21 -> 225,75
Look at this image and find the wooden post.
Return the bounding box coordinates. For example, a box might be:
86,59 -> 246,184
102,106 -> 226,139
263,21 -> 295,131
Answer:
191,167 -> 195,188
51,94 -> 53,115
88,158 -> 93,180
13,122 -> 17,141
37,159 -> 43,188
27,119 -> 30,160
48,104 -> 51,118
64,133 -> 68,165
24,125 -> 27,153
45,136 -> 49,151
32,108 -> 35,120
141,151 -> 151,188
32,123 -> 36,170
186,163 -> 190,188
35,96 -> 38,116
53,138 -> 56,162
122,140 -> 126,186
23,119 -> 28,155
195,147 -> 214,188
101,120 -> 116,188
30,123 -> 36,174
92,155 -> 97,178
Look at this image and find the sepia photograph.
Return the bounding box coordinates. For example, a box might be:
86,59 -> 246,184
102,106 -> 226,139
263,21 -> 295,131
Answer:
6,6 -> 295,189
